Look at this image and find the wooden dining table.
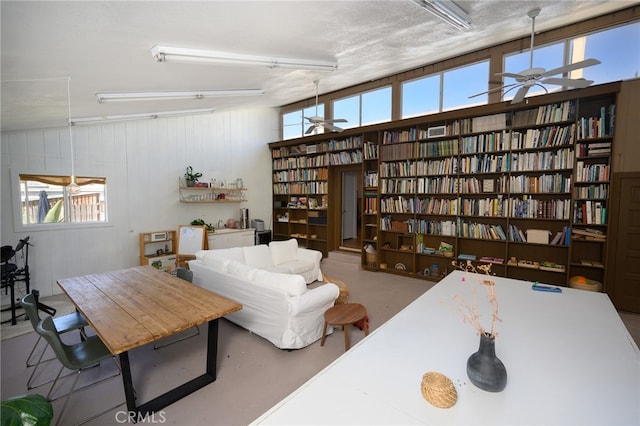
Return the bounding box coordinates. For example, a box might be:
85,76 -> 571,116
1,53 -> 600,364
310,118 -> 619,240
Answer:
57,265 -> 242,417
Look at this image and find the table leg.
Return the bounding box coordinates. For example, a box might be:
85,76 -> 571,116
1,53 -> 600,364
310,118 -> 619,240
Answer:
119,351 -> 136,413
119,319 -> 219,419
343,325 -> 350,351
320,321 -> 328,346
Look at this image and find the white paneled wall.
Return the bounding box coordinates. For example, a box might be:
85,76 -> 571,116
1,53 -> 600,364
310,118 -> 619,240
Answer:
1,108 -> 279,297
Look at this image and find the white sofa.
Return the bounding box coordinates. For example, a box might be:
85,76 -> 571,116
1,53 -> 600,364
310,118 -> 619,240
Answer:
188,239 -> 339,349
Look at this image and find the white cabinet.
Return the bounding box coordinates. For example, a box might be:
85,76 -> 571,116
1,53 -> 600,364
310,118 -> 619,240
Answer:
207,228 -> 255,250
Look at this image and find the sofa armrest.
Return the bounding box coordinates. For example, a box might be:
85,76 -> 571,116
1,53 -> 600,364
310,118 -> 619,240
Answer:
290,283 -> 339,316
296,247 -> 324,281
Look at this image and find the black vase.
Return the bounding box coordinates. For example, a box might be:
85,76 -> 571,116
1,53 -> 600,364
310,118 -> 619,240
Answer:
466,333 -> 507,392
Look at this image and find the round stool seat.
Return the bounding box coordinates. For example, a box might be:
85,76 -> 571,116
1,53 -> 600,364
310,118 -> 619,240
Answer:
321,303 -> 369,351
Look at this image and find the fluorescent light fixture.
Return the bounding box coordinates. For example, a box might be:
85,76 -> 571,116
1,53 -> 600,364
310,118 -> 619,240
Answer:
411,0 -> 471,31
150,45 -> 338,72
96,89 -> 264,103
69,108 -> 214,126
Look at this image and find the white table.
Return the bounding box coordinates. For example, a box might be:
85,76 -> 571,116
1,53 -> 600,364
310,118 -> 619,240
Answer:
252,270 -> 640,425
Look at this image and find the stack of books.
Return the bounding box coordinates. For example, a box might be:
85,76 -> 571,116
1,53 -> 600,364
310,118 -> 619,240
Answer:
572,228 -> 606,241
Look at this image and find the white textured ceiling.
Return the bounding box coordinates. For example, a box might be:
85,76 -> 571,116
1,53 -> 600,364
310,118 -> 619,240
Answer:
1,1 -> 635,132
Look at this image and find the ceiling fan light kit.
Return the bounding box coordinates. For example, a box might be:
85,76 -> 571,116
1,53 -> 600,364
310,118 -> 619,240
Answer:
68,108 -> 215,126
95,89 -> 264,103
150,45 -> 338,72
469,7 -> 601,104
411,0 -> 471,31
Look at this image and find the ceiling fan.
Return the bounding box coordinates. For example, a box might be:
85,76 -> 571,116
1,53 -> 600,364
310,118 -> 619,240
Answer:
304,80 -> 347,134
470,8 -> 601,104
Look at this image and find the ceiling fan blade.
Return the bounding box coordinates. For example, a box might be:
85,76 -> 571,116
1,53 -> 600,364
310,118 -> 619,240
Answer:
326,118 -> 348,123
541,77 -> 594,88
541,58 -> 601,77
322,123 -> 344,133
305,125 -> 317,135
468,83 -> 518,99
511,85 -> 531,104
304,116 -> 323,123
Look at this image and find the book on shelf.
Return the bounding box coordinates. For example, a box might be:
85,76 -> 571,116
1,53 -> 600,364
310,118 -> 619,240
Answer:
572,228 -> 606,241
458,253 -> 477,261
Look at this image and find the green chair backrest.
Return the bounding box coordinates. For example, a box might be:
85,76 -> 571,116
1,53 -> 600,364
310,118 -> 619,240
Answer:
176,268 -> 193,283
20,293 -> 41,331
36,316 -> 80,371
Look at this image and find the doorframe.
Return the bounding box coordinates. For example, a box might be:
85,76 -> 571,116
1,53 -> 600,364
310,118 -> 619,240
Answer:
329,164 -> 362,252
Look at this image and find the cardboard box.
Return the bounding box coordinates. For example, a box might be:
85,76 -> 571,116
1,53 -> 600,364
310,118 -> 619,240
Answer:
526,229 -> 551,244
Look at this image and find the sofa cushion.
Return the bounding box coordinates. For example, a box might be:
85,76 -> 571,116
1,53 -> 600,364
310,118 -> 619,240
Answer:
243,245 -> 274,269
228,261 -> 258,282
252,270 -> 306,296
199,253 -> 231,273
216,247 -> 245,263
269,238 -> 298,266
268,260 -> 312,275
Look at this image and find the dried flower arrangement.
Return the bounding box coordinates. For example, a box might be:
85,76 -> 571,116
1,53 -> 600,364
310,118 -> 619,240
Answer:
450,260 -> 501,337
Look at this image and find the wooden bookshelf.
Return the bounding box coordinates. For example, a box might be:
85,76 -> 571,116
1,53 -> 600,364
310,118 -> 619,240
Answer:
269,82 -> 620,289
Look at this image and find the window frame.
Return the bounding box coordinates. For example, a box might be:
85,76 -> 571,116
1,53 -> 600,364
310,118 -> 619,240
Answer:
11,168 -> 112,232
279,14 -> 639,140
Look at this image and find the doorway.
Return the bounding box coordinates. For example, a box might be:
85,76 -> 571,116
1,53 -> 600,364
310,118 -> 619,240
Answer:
339,170 -> 362,252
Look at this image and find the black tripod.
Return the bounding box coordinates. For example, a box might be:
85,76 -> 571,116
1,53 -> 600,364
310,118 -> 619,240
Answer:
1,237 -> 55,325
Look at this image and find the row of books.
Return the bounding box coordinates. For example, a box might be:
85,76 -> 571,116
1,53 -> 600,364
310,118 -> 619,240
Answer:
508,173 -> 571,194
459,153 -> 510,174
381,178 -> 416,194
512,101 -> 576,127
328,151 -> 362,165
576,104 -> 615,139
363,193 -> 378,215
272,168 -> 328,183
575,184 -> 608,199
510,148 -> 574,172
326,136 -> 363,152
272,153 -> 328,170
509,198 -> 571,220
417,139 -> 459,157
575,142 -> 611,157
458,221 -> 506,240
363,141 -> 379,160
364,171 -> 378,187
460,131 -> 511,154
272,182 -> 328,195
380,142 -> 416,161
375,194 -> 573,220
272,137 -> 363,157
416,158 -> 457,176
575,161 -> 610,182
380,160 -> 415,177
574,201 -> 607,225
380,196 -> 458,215
382,128 -> 418,144
511,124 -> 575,149
409,219 -> 457,236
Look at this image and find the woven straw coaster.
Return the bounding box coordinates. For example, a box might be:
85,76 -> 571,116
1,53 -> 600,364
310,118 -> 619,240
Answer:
421,371 -> 457,408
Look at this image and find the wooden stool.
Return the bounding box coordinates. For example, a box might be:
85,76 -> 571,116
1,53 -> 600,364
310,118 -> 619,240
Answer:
321,303 -> 369,351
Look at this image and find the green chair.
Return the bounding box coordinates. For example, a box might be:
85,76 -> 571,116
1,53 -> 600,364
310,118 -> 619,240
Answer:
153,267 -> 200,349
37,316 -> 123,425
21,292 -> 88,390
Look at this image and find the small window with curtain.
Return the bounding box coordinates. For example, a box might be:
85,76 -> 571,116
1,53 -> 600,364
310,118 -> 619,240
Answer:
18,174 -> 108,226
